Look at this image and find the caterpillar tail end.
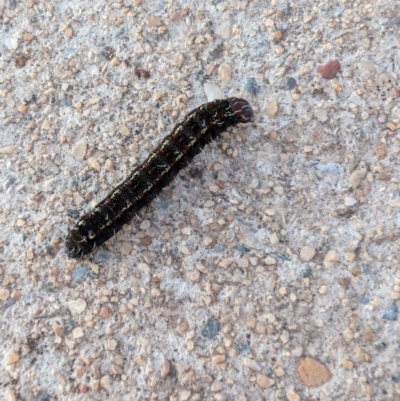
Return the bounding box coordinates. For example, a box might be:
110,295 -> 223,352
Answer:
65,229 -> 90,259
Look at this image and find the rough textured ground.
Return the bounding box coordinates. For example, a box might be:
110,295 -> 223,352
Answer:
1,0 -> 400,400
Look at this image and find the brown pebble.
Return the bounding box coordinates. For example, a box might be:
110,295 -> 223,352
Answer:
387,122 -> 397,131
99,306 -> 110,318
375,147 -> 387,159
78,383 -> 88,393
296,357 -> 331,388
332,83 -> 343,92
351,267 -> 362,277
10,290 -> 21,300
64,27 -> 73,37
186,270 -> 200,283
17,104 -> 27,113
317,60 -> 341,79
176,321 -> 189,333
392,88 -> 400,98
286,390 -> 300,401
212,355 -> 226,364
15,55 -> 29,67
170,11 -> 180,21
341,358 -> 353,369
272,31 -> 283,41
51,238 -> 60,249
41,121 -> 50,131
24,33 -> 34,41
8,353 -> 20,364
376,172 -> 390,181
337,277 -> 351,288
135,69 -> 150,79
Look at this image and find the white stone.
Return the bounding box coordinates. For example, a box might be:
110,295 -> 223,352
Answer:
204,83 -> 223,102
344,196 -> 358,206
72,139 -> 88,161
215,20 -> 231,40
67,298 -> 87,314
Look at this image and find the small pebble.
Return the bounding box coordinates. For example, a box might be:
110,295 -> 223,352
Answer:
0,288 -> 10,301
104,159 -> 114,171
337,277 -> 351,288
212,355 -> 226,364
0,146 -> 15,154
73,327 -> 84,338
72,266 -> 90,282
160,355 -> 171,378
280,330 -> 289,343
186,270 -> 200,282
146,15 -> 161,27
140,220 -> 151,230
5,389 -> 16,401
301,267 -> 312,278
67,298 -> 87,314
242,357 -> 260,371
344,196 -> 358,206
286,390 -> 300,401
296,357 -> 331,388
100,375 -> 111,392
264,100 -> 278,117
41,121 -> 50,131
264,256 -> 276,265
211,381 -> 223,392
17,104 -> 27,113
375,147 -> 387,159
382,303 -> 398,321
256,374 -> 275,389
272,31 -> 283,41
99,306 -> 110,318
201,317 -> 220,339
215,20 -> 231,40
341,358 -> 354,369
355,347 -> 371,363
300,246 -> 316,262
7,353 -> 20,364
314,108 -> 328,122
118,125 -> 130,136
317,60 -> 340,79
323,250 -> 339,267
72,139 -> 88,161
218,62 -> 232,82
243,77 -> 260,95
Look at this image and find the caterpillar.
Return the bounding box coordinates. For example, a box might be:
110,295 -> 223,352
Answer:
66,97 -> 253,258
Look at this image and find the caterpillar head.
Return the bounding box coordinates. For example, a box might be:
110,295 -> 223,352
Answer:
226,97 -> 254,123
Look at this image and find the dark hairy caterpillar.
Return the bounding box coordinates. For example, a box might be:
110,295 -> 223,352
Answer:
66,97 -> 253,258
